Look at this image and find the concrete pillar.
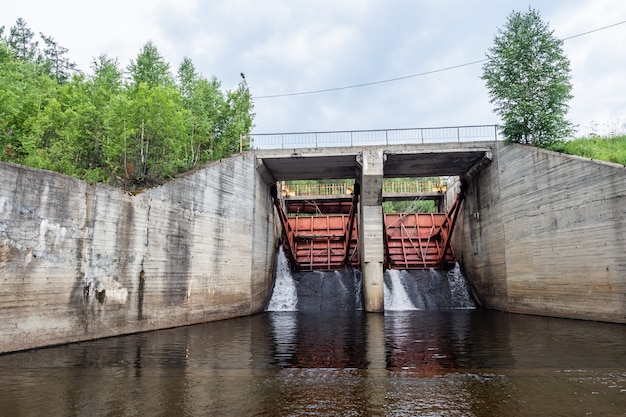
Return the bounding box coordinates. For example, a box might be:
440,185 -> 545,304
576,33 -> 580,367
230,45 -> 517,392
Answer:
366,313 -> 386,369
358,147 -> 385,312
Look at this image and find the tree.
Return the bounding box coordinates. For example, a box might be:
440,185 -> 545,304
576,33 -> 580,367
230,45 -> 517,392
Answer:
101,93 -> 135,182
177,58 -> 225,166
55,74 -> 101,175
1,24 -> 255,188
39,32 -> 77,83
128,41 -> 173,89
7,18 -> 38,62
80,54 -> 125,179
0,39 -> 23,159
215,79 -> 255,158
481,8 -> 574,147
110,82 -> 186,186
0,36 -> 58,162
91,54 -> 123,94
177,56 -> 197,102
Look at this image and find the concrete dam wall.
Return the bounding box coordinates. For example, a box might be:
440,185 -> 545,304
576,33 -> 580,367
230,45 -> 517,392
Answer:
2,140 -> 625,353
454,142 -> 626,323
0,153 -> 280,353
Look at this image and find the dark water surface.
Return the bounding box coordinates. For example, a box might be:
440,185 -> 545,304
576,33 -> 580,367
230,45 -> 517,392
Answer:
1,310 -> 625,416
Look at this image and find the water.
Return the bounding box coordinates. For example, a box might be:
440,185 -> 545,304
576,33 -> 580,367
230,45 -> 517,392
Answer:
267,247 -> 477,312
1,259 -> 623,416
0,310 -> 625,416
384,270 -> 418,311
266,248 -> 298,311
266,248 -> 363,312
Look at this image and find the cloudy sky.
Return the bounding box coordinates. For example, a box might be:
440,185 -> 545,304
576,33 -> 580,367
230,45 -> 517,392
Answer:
4,1 -> 626,136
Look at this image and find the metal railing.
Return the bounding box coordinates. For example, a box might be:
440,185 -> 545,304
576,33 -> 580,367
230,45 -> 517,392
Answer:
382,179 -> 444,194
281,181 -> 354,197
250,124 -> 499,149
281,179 -> 447,197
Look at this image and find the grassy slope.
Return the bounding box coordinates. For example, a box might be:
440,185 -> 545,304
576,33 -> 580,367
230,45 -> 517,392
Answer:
549,135 -> 626,166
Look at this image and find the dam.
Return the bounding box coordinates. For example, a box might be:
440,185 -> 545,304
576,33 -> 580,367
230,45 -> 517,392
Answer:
0,125 -> 625,353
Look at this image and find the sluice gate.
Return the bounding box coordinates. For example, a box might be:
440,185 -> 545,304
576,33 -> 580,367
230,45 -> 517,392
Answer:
384,192 -> 462,270
273,191 -> 360,271
272,187 -> 464,271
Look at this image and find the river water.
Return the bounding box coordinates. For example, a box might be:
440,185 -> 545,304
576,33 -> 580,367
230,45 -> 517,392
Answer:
1,261 -> 625,416
0,310 -> 625,416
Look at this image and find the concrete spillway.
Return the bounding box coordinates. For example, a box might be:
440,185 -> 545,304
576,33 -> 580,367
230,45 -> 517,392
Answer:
258,142 -> 493,313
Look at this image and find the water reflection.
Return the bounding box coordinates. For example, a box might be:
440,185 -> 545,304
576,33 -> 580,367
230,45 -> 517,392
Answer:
272,312 -> 368,368
0,311 -> 625,416
267,310 -> 516,375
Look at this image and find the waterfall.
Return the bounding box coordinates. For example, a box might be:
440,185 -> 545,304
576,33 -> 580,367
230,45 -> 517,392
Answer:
384,264 -> 477,311
266,247 -> 476,312
266,248 -> 362,311
384,270 -> 418,311
266,248 -> 298,311
447,263 -> 477,309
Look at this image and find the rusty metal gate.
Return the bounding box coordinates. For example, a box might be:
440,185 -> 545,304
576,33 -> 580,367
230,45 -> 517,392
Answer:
273,190 -> 463,271
273,193 -> 359,271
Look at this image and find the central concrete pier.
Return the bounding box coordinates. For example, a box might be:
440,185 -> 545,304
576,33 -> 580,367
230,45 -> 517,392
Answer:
357,148 -> 385,312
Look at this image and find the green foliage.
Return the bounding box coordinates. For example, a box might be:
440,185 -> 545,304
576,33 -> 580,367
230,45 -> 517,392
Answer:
128,41 -> 174,89
177,59 -> 224,166
7,18 -> 38,61
382,177 -> 440,213
0,19 -> 255,189
383,200 -> 436,214
38,32 -> 77,83
549,135 -> 626,166
207,77 -> 255,159
482,8 -> 574,148
91,54 -> 123,95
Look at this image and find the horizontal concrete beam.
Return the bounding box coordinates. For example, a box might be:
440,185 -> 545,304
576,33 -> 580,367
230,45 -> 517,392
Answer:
382,192 -> 444,201
256,142 -> 494,181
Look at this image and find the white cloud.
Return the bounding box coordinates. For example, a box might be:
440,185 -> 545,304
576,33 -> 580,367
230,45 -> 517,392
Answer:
3,0 -> 626,135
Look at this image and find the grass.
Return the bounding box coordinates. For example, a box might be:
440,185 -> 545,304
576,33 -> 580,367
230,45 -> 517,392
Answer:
548,135 -> 626,166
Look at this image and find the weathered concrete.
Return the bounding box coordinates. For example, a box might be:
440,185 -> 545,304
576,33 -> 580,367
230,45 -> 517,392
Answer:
0,153 -> 280,353
357,148 -> 385,312
453,142 -> 626,323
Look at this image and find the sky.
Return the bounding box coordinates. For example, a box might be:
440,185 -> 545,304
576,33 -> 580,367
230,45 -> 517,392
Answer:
3,0 -> 626,136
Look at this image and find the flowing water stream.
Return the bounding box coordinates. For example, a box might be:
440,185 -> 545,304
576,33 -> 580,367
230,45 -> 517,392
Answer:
267,248 -> 477,312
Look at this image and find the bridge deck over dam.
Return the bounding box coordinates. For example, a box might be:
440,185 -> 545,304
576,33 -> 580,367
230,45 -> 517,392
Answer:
254,141 -> 493,181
